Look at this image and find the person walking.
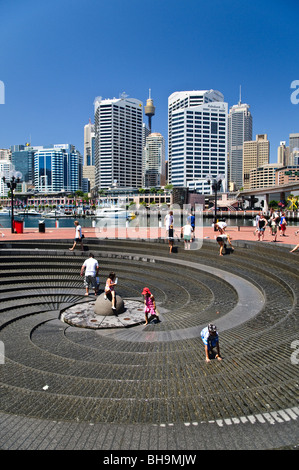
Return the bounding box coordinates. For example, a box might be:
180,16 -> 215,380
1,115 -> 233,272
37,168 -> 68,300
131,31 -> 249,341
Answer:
187,211 -> 195,240
269,208 -> 280,242
257,213 -> 268,241
165,210 -> 174,253
69,220 -> 84,251
201,323 -> 222,362
181,221 -> 192,249
164,210 -> 174,233
80,252 -> 99,296
279,212 -> 287,237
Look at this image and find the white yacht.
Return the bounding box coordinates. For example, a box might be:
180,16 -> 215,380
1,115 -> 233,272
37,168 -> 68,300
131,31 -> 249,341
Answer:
95,206 -> 132,219
43,210 -> 70,218
18,209 -> 40,216
0,209 -> 10,216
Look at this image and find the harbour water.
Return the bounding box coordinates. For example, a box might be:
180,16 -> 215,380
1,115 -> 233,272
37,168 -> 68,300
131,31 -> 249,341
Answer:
0,213 -> 298,229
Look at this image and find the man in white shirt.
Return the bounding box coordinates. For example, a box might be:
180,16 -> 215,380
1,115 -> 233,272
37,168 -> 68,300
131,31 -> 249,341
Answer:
80,253 -> 99,296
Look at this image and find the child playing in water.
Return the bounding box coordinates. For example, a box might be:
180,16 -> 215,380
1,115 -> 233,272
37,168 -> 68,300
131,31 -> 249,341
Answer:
142,287 -> 159,324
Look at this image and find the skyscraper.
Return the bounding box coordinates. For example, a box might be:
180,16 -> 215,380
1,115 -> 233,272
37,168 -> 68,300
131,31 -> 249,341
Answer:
243,134 -> 269,189
228,97 -> 252,189
289,133 -> 299,154
94,95 -> 143,189
11,145 -> 37,184
83,121 -> 95,192
34,144 -> 82,193
168,90 -> 227,192
0,160 -> 14,196
289,133 -> 299,165
277,141 -> 290,166
143,132 -> 166,187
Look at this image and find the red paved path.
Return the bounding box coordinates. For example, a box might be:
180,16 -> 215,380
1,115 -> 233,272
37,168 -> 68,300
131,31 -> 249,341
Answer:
0,224 -> 298,250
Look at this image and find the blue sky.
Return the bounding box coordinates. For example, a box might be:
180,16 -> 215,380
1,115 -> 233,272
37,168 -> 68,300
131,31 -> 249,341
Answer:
0,0 -> 298,162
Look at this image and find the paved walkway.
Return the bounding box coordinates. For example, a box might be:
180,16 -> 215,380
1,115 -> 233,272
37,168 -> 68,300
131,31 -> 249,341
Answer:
1,224 -> 298,250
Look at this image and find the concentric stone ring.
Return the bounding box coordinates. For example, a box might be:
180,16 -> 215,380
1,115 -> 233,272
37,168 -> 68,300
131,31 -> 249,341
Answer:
0,238 -> 298,450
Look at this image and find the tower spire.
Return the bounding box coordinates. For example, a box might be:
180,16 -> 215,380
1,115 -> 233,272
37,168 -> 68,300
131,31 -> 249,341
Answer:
144,89 -> 155,134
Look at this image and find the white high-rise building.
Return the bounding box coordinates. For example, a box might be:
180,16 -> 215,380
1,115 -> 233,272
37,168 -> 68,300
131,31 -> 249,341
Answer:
228,100 -> 252,189
143,133 -> 166,187
168,90 -> 227,192
83,121 -> 95,192
0,149 -> 11,161
0,160 -> 14,196
94,95 -> 143,189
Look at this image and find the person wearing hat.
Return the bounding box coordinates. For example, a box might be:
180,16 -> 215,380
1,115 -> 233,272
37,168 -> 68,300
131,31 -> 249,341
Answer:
200,323 -> 222,362
142,287 -> 159,324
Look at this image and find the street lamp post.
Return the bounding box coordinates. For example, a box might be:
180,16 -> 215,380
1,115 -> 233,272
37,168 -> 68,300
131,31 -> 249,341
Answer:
1,171 -> 23,233
206,174 -> 225,230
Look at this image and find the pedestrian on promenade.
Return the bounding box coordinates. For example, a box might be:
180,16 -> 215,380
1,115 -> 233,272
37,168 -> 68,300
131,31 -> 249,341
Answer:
104,272 -> 117,310
253,212 -> 261,236
164,210 -> 174,234
279,212 -> 287,237
216,228 -> 234,256
168,223 -> 175,253
201,323 -> 222,362
165,210 -> 174,253
181,221 -> 192,249
80,252 -> 99,296
187,211 -> 195,240
269,208 -> 280,242
142,287 -> 159,324
257,213 -> 268,241
69,220 -> 84,251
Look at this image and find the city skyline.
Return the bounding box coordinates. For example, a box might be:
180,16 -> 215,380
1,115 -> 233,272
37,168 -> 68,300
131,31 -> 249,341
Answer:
0,0 -> 298,163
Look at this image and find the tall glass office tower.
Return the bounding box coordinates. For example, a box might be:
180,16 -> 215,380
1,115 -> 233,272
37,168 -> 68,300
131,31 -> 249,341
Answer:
228,100 -> 252,189
168,90 -> 227,192
11,145 -> 36,183
34,144 -> 82,193
143,132 -> 166,187
94,95 -> 143,189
